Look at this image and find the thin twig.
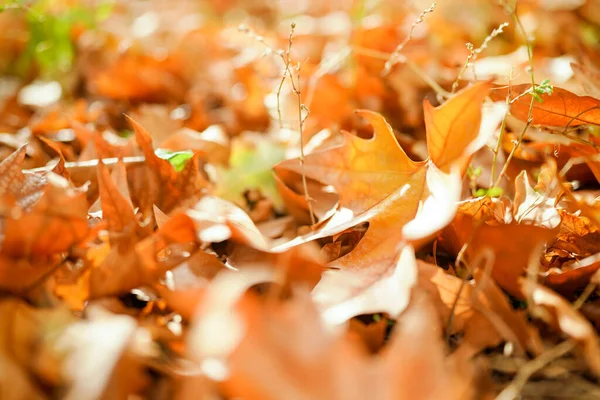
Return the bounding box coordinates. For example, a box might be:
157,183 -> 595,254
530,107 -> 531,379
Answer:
494,1 -> 537,187
239,23 -> 316,225
23,156 -> 146,174
382,2 -> 437,76
451,22 -> 509,93
495,339 -> 577,400
352,46 -> 449,99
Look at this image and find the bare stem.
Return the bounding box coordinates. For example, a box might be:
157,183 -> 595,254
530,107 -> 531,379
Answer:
495,339 -> 577,400
452,22 -> 509,93
494,1 -> 537,187
239,23 -> 317,225
382,2 -> 436,76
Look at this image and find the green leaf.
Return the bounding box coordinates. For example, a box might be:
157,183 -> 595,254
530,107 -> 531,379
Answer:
216,136 -> 286,209
155,149 -> 194,172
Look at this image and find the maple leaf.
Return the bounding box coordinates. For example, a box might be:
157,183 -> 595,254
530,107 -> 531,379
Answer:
275,83 -> 495,319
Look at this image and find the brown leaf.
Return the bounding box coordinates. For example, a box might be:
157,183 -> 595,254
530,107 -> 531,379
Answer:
89,213 -> 198,298
441,216 -> 558,297
37,136 -> 70,181
97,159 -> 135,233
127,117 -> 209,217
1,173 -> 89,258
0,145 -> 47,210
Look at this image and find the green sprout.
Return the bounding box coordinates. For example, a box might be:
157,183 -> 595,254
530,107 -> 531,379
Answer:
475,186 -> 503,198
530,79 -> 553,103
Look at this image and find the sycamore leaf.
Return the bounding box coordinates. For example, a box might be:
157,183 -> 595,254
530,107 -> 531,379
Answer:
492,84 -> 600,127
424,81 -> 493,172
275,100 -> 498,320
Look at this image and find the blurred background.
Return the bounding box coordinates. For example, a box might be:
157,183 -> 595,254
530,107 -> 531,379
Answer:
0,0 -> 599,209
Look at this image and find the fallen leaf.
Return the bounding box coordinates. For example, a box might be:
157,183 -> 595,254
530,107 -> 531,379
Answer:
1,173 -> 89,258
492,84 -> 600,127
127,116 -> 209,217
424,82 -> 494,172
96,159 -> 135,233
441,216 -> 558,297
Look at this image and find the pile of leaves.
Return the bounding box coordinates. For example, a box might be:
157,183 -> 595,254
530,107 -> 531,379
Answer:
3,0 -> 600,398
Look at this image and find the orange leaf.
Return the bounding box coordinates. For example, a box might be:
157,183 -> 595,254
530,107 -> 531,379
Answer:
492,84 -> 600,127
424,81 -> 493,172
276,110 -> 424,214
